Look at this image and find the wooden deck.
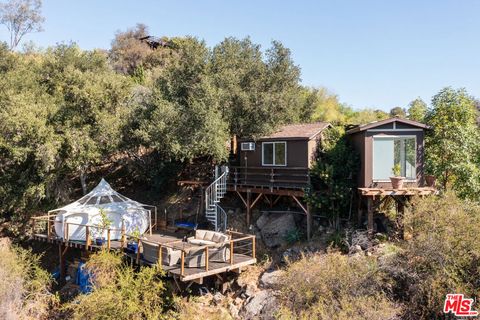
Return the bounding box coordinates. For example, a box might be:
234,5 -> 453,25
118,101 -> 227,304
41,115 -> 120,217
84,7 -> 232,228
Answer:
30,216 -> 257,283
358,187 -> 437,196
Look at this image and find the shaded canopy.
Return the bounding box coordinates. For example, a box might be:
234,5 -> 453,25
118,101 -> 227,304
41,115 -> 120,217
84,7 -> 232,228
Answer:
51,179 -> 154,240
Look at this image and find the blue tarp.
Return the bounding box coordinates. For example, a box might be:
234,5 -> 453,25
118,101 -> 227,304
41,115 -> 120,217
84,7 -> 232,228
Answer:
174,221 -> 197,229
76,261 -> 92,294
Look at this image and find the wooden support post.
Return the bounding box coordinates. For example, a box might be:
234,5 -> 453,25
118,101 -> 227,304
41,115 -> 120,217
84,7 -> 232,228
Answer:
205,247 -> 209,271
59,243 -> 65,282
136,239 -> 141,264
357,196 -> 363,227
181,251 -> 185,277
86,226 -> 91,249
121,221 -> 126,248
230,240 -> 234,265
252,237 -> 256,259
397,199 -> 405,240
107,229 -> 111,249
158,245 -> 163,268
306,203 -> 312,241
367,197 -> 374,236
246,191 -> 251,227
47,218 -> 51,239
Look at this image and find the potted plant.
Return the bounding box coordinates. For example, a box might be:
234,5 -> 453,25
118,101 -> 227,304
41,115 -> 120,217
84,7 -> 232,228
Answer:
390,163 -> 404,189
424,168 -> 436,187
95,208 -> 112,246
127,227 -> 141,254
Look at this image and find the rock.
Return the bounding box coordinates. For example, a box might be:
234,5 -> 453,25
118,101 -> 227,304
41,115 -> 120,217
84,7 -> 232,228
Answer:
242,290 -> 269,318
244,284 -> 257,297
349,244 -> 363,255
351,230 -> 370,250
260,213 -> 296,248
260,294 -> 279,320
212,292 -> 224,305
256,212 -> 269,230
229,303 -> 240,319
260,270 -> 285,289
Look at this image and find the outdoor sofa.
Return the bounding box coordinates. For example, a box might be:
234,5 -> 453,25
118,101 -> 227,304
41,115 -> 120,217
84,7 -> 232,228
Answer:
141,239 -> 182,266
185,229 -> 231,267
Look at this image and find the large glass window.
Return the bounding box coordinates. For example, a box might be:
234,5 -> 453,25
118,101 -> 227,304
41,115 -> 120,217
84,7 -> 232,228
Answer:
373,136 -> 416,180
262,142 -> 287,166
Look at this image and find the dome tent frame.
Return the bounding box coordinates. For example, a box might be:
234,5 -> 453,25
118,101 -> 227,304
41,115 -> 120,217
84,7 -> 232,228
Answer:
49,178 -> 157,241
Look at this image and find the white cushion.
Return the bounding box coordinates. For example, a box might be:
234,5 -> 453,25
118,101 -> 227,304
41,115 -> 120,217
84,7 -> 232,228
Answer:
188,239 -> 215,246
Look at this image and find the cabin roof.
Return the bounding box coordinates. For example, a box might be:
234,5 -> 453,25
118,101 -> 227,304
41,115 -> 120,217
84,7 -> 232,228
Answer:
346,117 -> 430,134
259,122 -> 331,140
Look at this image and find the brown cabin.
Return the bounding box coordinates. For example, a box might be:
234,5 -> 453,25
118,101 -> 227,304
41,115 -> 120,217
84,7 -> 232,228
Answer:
230,122 -> 330,191
347,118 -> 430,189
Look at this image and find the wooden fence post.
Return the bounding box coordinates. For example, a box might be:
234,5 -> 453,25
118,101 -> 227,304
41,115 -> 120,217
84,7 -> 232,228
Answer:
107,229 -> 111,249
158,245 -> 163,269
252,236 -> 256,259
230,240 -> 234,265
136,239 -> 141,264
181,251 -> 185,277
47,218 -> 51,240
86,226 -> 90,248
205,247 -> 209,271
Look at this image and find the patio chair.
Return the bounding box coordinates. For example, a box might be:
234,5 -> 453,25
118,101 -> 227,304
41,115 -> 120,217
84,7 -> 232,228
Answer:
141,239 -> 181,266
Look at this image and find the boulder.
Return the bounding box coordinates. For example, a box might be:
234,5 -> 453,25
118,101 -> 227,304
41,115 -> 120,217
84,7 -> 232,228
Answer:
242,290 -> 269,318
260,213 -> 296,248
256,212 -> 269,230
259,270 -> 285,289
241,290 -> 279,320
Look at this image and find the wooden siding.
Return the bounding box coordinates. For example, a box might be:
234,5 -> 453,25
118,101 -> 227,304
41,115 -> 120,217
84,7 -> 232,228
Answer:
349,121 -> 426,188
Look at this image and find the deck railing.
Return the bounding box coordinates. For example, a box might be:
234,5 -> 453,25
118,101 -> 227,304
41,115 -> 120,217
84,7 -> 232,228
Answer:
31,215 -> 127,250
229,166 -> 309,190
31,215 -> 256,277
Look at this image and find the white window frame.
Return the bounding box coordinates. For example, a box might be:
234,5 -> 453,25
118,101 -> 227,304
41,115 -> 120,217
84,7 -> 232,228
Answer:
262,141 -> 287,167
372,135 -> 417,181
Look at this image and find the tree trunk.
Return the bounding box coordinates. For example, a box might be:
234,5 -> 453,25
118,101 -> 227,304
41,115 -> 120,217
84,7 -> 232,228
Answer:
80,169 -> 87,195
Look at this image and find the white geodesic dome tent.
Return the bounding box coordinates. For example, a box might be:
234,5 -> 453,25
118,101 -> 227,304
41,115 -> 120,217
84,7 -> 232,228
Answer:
51,179 -> 155,241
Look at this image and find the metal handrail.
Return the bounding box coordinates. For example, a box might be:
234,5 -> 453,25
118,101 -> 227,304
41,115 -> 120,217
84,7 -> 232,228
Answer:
205,166 -> 229,231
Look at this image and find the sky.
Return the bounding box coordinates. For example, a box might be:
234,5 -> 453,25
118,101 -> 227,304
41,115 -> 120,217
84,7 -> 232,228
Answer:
0,0 -> 478,111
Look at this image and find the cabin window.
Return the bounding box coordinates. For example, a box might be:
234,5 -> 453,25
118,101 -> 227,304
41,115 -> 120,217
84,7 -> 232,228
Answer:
373,136 -> 416,180
262,142 -> 287,166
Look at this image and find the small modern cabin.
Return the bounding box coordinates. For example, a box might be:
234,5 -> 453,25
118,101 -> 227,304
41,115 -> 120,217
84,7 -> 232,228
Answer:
230,122 -> 330,191
227,122 -> 330,239
347,118 -> 430,189
347,118 -> 436,234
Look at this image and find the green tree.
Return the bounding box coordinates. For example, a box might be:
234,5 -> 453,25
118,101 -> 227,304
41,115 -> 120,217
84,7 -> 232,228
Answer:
308,127 -> 359,228
425,87 -> 480,200
389,106 -> 406,118
210,37 -> 302,138
407,97 -> 427,122
0,0 -> 44,50
42,44 -> 133,194
299,87 -> 344,124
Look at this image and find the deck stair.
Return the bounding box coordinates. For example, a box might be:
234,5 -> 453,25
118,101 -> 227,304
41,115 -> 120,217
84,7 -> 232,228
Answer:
205,166 -> 228,232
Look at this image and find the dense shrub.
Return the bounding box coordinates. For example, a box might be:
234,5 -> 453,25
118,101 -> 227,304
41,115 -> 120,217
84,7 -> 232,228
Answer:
66,250 -> 173,320
276,252 -> 400,319
384,193 -> 480,319
0,238 -> 57,319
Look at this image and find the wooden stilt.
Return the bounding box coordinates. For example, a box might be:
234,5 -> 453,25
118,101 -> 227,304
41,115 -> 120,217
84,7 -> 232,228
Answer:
59,243 -> 66,283
397,198 -> 405,239
306,203 -> 312,241
367,197 -> 374,236
357,196 -> 363,227
246,191 -> 251,227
